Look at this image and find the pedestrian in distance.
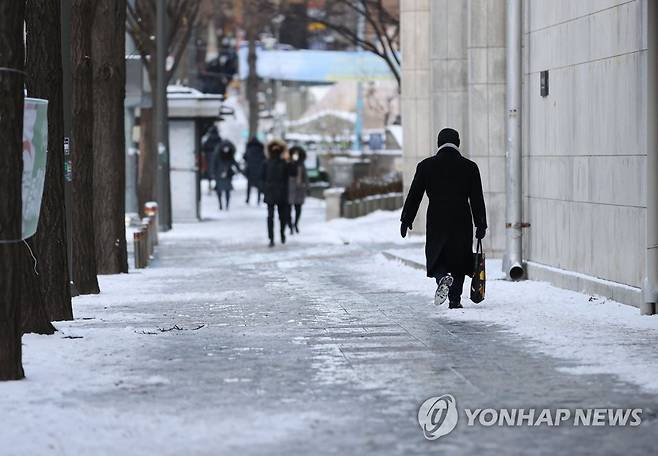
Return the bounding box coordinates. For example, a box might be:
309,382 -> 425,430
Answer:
400,128 -> 487,309
287,145 -> 309,234
201,124 -> 221,194
243,136 -> 266,205
262,139 -> 291,247
212,139 -> 242,211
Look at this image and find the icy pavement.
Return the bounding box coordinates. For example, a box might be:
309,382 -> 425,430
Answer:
2,180 -> 658,455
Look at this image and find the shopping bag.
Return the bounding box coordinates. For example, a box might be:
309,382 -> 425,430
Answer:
470,239 -> 485,303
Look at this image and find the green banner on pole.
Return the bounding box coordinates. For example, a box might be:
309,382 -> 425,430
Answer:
22,98 -> 48,240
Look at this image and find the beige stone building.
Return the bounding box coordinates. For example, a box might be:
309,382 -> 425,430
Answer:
401,0 -> 657,311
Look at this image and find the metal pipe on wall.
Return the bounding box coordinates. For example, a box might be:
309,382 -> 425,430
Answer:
504,0 -> 524,281
642,0 -> 658,315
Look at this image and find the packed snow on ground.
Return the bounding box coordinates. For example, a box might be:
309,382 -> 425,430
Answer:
2,185 -> 658,455
171,176 -> 408,247
352,250 -> 658,393
53,190 -> 658,398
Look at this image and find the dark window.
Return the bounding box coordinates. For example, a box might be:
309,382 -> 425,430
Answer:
540,70 -> 549,97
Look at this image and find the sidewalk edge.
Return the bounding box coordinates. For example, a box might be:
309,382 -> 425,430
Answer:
381,250 -> 424,271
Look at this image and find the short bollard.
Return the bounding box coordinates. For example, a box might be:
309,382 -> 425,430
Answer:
323,187 -> 345,221
144,201 -> 159,245
133,231 -> 143,269
144,217 -> 155,257
141,219 -> 150,258
140,227 -> 149,266
149,217 -> 156,255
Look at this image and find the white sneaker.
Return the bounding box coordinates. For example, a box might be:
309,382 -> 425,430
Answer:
434,275 -> 454,306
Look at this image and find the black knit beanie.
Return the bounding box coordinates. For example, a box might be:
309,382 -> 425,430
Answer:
437,128 -> 460,148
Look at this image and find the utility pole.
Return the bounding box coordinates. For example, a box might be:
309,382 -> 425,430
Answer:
354,12 -> 365,153
61,0 -> 77,296
156,0 -> 172,230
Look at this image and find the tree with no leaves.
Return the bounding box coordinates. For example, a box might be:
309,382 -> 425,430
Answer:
242,0 -> 283,138
92,0 -> 129,274
0,0 -> 26,380
244,0 -> 263,138
24,0 -> 72,329
127,0 -> 201,213
71,0 -> 101,295
286,0 -> 400,89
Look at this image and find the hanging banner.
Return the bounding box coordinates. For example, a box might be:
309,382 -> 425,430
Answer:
21,98 -> 49,240
238,49 -> 399,82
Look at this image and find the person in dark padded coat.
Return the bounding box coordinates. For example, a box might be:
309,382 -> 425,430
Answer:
400,128 -> 487,309
244,137 -> 266,205
262,139 -> 290,247
287,146 -> 309,234
213,139 -> 242,211
201,125 -> 221,193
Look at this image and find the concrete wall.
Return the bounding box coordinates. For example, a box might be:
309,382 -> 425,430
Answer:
522,0 -> 648,298
401,0 -> 650,307
467,0 -> 507,257
401,0 -> 432,229
401,0 -> 506,256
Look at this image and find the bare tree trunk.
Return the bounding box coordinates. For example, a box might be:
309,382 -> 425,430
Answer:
246,23 -> 259,138
25,0 -> 73,324
127,0 -> 201,221
137,106 -> 157,217
71,0 -> 100,294
0,0 -> 26,381
92,0 -> 128,274
20,239 -> 56,335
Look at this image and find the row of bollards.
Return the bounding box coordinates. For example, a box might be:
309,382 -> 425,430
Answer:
133,202 -> 159,269
342,192 -> 403,219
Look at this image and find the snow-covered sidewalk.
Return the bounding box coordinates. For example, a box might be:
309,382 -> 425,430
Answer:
2,184 -> 657,455
378,249 -> 658,393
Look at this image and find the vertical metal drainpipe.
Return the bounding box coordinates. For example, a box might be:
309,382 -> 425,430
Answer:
504,0 -> 524,281
642,0 -> 658,315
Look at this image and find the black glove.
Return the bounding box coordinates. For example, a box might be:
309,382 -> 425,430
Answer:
475,226 -> 486,240
400,222 -> 412,238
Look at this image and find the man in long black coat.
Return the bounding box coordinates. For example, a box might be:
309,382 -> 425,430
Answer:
400,128 -> 487,308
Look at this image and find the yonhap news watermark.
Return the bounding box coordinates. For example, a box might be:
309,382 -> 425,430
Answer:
418,394 -> 642,440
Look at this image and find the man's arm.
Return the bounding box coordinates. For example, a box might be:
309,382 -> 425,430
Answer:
470,163 -> 487,237
400,163 -> 425,236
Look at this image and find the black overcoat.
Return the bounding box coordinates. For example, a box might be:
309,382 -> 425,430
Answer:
201,129 -> 221,179
212,140 -> 241,191
244,139 -> 266,185
262,157 -> 289,205
401,146 -> 487,277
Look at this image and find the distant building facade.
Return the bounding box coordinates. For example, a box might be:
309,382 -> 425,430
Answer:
402,0 -> 652,307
